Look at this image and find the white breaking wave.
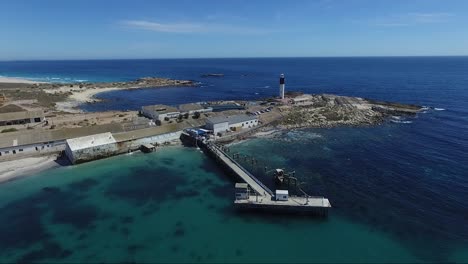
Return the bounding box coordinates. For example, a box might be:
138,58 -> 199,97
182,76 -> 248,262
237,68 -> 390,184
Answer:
390,120 -> 413,124
434,108 -> 446,111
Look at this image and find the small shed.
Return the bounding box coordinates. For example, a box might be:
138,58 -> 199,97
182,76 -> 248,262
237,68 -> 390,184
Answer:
275,190 -> 289,201
235,183 -> 249,200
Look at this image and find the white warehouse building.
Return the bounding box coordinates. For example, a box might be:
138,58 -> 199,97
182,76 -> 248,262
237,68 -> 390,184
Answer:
64,132 -> 118,164
141,105 -> 180,121
206,114 -> 258,134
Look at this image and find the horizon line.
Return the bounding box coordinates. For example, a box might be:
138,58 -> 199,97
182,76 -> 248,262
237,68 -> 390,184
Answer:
1,55 -> 468,62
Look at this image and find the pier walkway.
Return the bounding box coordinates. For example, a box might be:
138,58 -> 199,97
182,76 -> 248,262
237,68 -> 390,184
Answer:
203,141 -> 331,215
205,142 -> 273,197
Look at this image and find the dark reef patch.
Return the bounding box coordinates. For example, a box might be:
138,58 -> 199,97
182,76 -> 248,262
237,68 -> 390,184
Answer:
16,242 -> 72,263
170,245 -> 180,252
0,198 -> 48,250
209,184 -> 233,199
51,204 -> 99,229
0,184 -> 102,253
160,157 -> 175,166
120,216 -> 134,224
68,178 -> 99,192
173,227 -> 185,237
127,244 -> 145,254
175,189 -> 200,199
105,166 -> 187,205
42,186 -> 61,194
121,227 -> 130,236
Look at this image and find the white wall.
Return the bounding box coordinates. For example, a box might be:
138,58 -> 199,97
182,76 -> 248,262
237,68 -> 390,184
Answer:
0,140 -> 66,161
65,142 -> 120,164
65,131 -> 183,164
206,121 -> 229,134
230,119 -> 258,129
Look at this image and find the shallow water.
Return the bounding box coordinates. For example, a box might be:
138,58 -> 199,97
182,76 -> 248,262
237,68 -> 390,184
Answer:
0,145 -> 466,263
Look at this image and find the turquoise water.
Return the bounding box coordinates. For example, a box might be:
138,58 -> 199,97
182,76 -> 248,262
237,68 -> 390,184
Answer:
1,146 -> 458,263
0,57 -> 467,262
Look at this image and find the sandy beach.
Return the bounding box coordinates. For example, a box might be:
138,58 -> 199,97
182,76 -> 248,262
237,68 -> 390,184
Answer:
0,76 -> 45,84
0,155 -> 62,183
49,86 -> 124,113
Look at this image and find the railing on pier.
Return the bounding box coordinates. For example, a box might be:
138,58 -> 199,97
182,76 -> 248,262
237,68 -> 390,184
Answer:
207,142 -> 274,196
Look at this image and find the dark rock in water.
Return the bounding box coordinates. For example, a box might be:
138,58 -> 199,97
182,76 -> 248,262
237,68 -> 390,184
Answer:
201,73 -> 224,78
173,227 -> 185,237
235,249 -> 243,256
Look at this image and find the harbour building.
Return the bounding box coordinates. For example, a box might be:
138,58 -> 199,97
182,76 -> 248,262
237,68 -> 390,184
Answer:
141,105 -> 180,121
0,110 -> 44,127
206,114 -> 258,134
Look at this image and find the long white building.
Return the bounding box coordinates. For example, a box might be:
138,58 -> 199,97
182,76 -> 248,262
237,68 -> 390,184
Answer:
206,115 -> 258,134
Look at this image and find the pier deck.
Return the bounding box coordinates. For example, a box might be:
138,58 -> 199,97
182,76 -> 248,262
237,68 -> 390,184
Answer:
206,142 -> 272,197
203,141 -> 331,214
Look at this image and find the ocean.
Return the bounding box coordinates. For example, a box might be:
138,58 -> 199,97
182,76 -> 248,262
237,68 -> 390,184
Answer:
0,57 -> 467,262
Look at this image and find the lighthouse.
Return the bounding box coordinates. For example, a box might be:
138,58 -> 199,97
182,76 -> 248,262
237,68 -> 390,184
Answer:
279,73 -> 285,99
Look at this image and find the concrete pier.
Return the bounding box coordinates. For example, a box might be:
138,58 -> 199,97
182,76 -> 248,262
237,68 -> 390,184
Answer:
202,141 -> 331,215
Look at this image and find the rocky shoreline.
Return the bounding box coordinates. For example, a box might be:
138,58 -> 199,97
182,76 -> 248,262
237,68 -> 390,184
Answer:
278,94 -> 421,129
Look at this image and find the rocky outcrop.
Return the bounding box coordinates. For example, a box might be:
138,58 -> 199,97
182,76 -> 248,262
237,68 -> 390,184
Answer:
279,94 -> 421,129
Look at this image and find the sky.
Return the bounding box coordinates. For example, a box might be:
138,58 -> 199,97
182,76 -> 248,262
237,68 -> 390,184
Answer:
1,0 -> 468,60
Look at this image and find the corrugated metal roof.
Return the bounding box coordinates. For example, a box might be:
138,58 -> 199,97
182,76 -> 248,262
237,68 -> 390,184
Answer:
235,183 -> 248,189
178,103 -> 204,112
0,123 -> 124,149
276,190 -> 289,195
207,114 -> 257,125
113,119 -> 205,142
0,110 -> 44,122
66,132 -> 116,151
141,105 -> 179,114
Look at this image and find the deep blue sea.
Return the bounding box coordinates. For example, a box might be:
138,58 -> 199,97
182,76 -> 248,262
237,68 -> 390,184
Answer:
0,57 -> 467,262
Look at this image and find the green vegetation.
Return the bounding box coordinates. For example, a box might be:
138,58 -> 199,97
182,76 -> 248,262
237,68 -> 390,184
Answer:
1,128 -> 18,133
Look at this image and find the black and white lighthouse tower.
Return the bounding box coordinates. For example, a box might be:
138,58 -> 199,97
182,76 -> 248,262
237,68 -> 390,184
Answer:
279,73 -> 285,99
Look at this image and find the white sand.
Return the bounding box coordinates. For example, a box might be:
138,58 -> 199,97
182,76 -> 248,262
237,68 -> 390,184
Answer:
0,155 -> 60,183
69,87 -> 121,102
0,76 -> 45,84
49,86 -> 134,113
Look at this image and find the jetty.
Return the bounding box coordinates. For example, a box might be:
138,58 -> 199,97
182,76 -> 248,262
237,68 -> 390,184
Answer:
202,141 -> 331,215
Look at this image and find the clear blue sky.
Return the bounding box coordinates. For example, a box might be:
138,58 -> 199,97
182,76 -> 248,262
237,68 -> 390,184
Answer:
1,0 -> 468,60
